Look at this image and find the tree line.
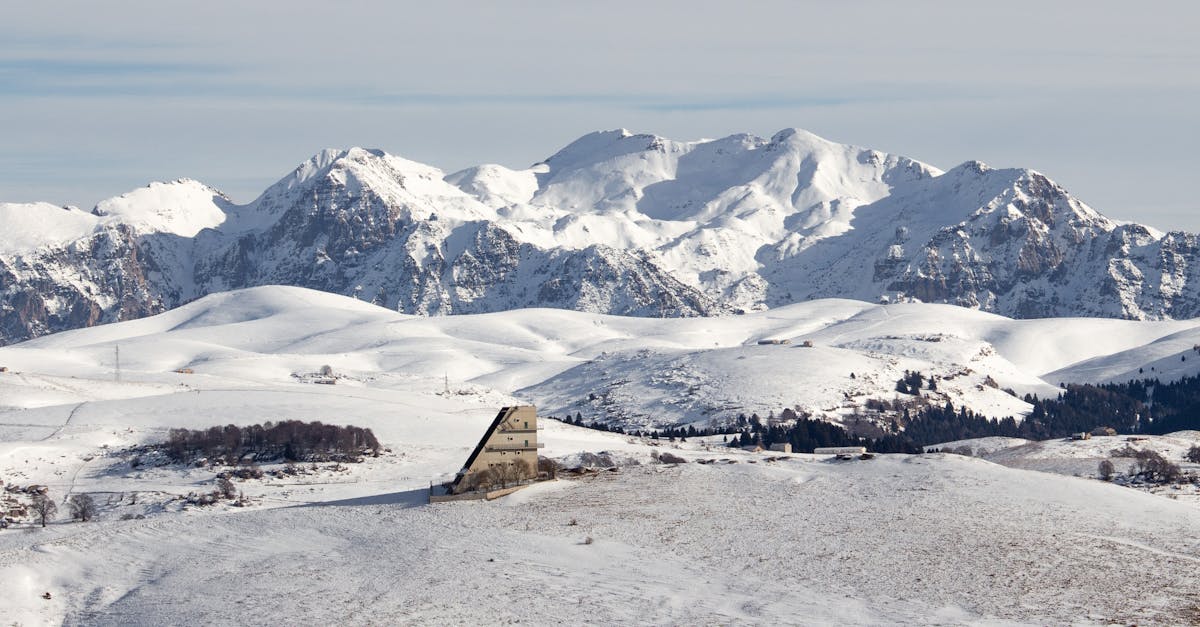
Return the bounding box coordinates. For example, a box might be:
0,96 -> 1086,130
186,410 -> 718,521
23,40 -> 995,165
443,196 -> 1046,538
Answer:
160,420 -> 381,464
557,371 -> 1200,453
892,374 -> 1200,446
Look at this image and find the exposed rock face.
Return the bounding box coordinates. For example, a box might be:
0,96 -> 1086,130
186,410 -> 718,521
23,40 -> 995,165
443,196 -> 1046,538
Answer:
0,146 -> 723,344
1,129 -> 1198,345
190,166 -> 720,319
0,224 -> 177,344
761,162 -> 1197,320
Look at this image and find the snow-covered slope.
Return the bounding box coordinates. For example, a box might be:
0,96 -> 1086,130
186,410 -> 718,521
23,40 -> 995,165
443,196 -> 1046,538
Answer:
7,451 -> 1200,625
5,128 -> 1200,346
0,203 -> 100,254
1046,326 -> 1200,384
92,179 -> 230,237
931,431 -> 1200,506
0,179 -> 228,256
4,287 -> 1200,623
6,286 -> 1200,431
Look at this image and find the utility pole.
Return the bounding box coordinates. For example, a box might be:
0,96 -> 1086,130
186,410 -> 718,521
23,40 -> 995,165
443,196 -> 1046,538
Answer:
443,373 -> 450,395
114,345 -> 121,383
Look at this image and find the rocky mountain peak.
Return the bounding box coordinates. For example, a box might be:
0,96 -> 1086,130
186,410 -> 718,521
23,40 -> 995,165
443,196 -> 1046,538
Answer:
2,127 -> 1199,345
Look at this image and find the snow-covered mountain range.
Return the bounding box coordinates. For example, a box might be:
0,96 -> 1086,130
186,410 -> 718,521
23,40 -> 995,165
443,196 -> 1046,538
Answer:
3,128 -> 1197,345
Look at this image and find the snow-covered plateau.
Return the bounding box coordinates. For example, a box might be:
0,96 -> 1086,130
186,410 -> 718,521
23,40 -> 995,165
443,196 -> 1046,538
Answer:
2,287 -> 1200,624
5,127 -> 1200,347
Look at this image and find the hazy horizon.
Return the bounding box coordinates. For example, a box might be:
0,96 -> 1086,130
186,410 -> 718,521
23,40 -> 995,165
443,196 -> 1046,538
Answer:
3,1 -> 1198,231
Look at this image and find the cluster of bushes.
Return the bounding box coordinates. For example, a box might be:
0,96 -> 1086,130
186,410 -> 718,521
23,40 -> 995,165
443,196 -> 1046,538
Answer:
458,459 -> 534,492
185,477 -> 251,507
160,420 -> 381,465
455,457 -> 569,494
1103,447 -> 1185,484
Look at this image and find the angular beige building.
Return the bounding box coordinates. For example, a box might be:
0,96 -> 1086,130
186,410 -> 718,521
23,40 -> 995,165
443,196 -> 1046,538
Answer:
451,406 -> 544,493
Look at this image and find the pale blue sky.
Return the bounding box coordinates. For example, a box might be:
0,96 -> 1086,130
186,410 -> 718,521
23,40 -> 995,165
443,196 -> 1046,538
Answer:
3,1 -> 1197,230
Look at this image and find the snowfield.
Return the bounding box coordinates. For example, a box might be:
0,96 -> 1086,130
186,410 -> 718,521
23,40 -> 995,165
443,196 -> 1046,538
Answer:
5,452 -> 1200,625
2,286 -> 1200,624
6,286 -> 1200,429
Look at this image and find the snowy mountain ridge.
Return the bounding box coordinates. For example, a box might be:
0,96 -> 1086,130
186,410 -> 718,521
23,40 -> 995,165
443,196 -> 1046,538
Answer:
2,127 -> 1198,344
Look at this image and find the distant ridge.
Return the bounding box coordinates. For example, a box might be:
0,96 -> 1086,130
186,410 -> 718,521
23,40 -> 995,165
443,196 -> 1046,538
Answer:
1,127 -> 1198,344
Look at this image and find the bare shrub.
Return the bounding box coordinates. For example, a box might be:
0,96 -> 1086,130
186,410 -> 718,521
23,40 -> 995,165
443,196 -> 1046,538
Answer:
185,491 -> 220,506
1098,459 -> 1115,481
1186,445 -> 1200,464
537,456 -> 560,479
467,468 -> 496,492
657,451 -> 687,464
216,477 -> 237,499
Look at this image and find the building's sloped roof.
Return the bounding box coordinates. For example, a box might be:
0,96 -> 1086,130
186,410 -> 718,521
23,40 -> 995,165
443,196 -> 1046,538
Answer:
453,406 -> 513,485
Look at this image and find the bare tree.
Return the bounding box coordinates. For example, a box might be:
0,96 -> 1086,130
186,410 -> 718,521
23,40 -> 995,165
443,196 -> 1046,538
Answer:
1098,459 -> 1115,481
492,464 -> 511,489
68,494 -> 98,521
537,456 -> 560,479
1132,449 -> 1182,483
491,460 -> 531,489
465,468 -> 496,492
512,458 -> 533,483
32,493 -> 57,527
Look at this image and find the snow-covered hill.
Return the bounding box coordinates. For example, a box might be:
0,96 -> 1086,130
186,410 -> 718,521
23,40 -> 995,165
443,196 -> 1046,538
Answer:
5,127 -> 1200,345
930,431 -> 1200,506
6,286 -> 1200,433
2,290 -> 1200,622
